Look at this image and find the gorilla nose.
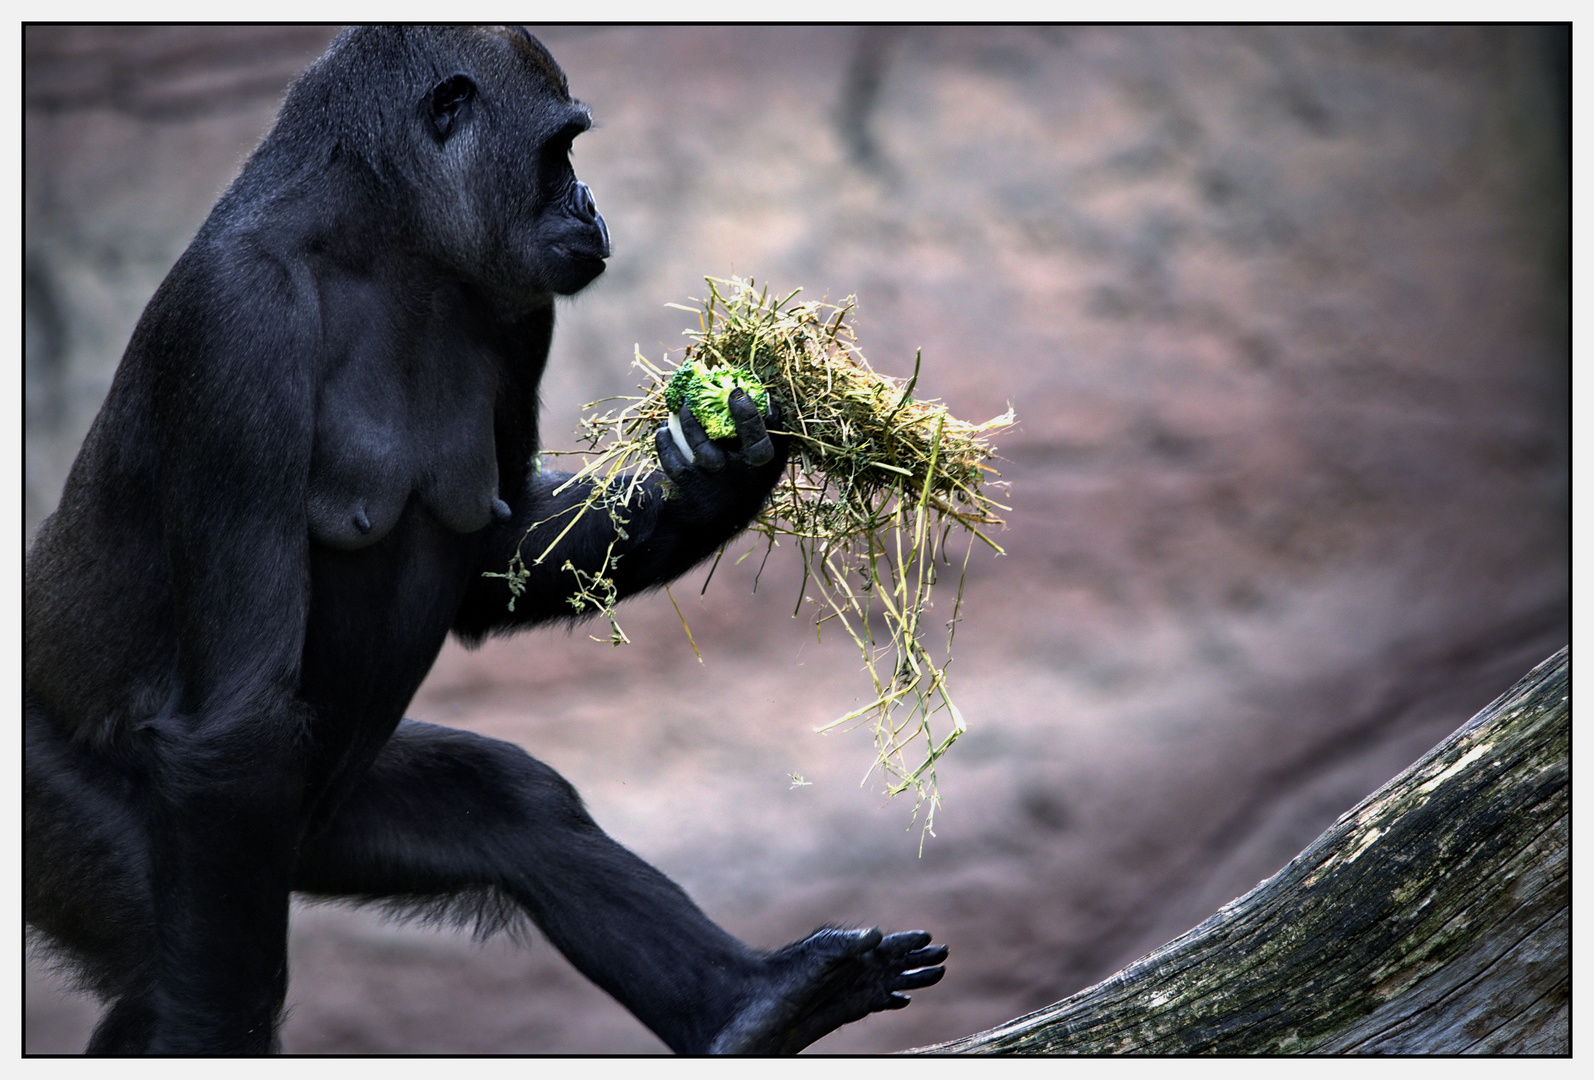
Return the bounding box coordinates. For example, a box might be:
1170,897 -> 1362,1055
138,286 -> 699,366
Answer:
571,181 -> 611,259
573,181 -> 598,221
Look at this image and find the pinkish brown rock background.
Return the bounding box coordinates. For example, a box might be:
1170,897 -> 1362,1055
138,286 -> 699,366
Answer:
24,25 -> 1568,1054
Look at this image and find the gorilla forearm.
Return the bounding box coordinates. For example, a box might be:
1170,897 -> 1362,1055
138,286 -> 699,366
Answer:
453,459 -> 775,637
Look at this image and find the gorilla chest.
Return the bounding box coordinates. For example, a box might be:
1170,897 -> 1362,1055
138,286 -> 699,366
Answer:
305,338 -> 506,550
302,514 -> 477,720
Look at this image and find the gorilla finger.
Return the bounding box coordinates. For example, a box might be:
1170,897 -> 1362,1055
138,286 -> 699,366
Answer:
883,993 -> 912,1011
905,944 -> 950,968
728,390 -> 775,466
876,930 -> 934,957
679,404 -> 726,472
739,434 -> 775,468
892,965 -> 946,992
655,425 -> 694,483
726,387 -> 766,432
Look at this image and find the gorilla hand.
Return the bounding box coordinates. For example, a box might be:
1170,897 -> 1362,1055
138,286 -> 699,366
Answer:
650,389 -> 786,540
653,389 -> 786,533
643,389 -> 786,559
657,387 -> 780,475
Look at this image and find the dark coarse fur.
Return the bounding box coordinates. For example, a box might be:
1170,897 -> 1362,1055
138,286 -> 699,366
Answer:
24,25 -> 945,1055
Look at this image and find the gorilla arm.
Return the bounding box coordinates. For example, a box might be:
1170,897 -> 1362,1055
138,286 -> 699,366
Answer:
453,389 -> 787,638
100,250 -> 320,1051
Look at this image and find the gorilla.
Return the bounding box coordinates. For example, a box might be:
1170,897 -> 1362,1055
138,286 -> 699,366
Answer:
24,25 -> 945,1055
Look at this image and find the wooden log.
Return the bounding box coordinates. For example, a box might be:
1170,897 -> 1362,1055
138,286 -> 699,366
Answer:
917,647 -> 1569,1055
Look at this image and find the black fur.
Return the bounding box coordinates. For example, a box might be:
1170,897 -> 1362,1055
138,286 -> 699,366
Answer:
24,25 -> 944,1055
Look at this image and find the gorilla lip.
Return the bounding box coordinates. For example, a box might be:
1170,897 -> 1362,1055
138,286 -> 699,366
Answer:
554,243 -> 606,263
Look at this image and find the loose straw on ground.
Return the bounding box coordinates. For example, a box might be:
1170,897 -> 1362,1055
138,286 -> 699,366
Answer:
493,277 -> 1014,843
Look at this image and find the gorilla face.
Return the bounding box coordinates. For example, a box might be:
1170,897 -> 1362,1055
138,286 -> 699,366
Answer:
516,114 -> 612,298
409,26 -> 612,309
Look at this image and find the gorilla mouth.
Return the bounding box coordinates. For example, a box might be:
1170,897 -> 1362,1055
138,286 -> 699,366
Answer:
554,243 -> 607,264
548,242 -> 609,296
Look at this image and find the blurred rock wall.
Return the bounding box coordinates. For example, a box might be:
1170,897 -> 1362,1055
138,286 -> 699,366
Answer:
25,25 -> 1568,1054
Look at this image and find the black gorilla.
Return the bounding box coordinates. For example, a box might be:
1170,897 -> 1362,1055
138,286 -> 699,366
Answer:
24,26 -> 945,1055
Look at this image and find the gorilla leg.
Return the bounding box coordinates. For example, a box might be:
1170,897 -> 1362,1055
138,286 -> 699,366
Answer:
293,720 -> 758,1051
293,720 -> 946,1054
24,703 -> 156,1008
25,702 -> 295,1054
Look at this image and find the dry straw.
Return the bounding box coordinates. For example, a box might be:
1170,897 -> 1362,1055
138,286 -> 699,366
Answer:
495,277 -> 1014,841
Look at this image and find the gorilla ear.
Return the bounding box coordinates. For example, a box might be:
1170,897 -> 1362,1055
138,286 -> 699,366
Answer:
429,73 -> 476,139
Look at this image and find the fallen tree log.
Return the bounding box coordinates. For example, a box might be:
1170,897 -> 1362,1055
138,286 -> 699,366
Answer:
917,646 -> 1569,1055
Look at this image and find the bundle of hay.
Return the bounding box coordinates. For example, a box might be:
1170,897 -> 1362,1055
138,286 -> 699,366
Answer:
499,277 -> 1013,839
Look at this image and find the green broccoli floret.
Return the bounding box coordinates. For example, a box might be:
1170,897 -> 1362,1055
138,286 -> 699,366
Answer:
664,359 -> 770,440
664,360 -> 697,415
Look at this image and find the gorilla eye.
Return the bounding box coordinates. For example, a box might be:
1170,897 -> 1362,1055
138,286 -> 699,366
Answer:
550,120 -> 587,158
429,73 -> 476,139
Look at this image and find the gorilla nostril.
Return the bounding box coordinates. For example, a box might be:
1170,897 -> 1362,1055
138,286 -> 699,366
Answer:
572,181 -> 597,221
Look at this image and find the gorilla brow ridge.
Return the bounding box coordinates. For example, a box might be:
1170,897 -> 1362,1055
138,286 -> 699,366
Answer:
491,25 -> 571,99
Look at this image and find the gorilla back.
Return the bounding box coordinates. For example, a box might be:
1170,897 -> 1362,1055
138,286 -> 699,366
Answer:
24,26 -> 945,1055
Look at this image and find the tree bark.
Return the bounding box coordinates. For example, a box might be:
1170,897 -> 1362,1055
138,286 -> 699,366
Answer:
917,646 -> 1569,1055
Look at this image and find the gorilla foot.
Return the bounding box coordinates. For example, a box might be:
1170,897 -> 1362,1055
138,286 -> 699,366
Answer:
708,927 -> 948,1055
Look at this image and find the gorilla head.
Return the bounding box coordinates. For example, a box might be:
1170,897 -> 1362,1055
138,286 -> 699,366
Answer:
258,25 -> 611,312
